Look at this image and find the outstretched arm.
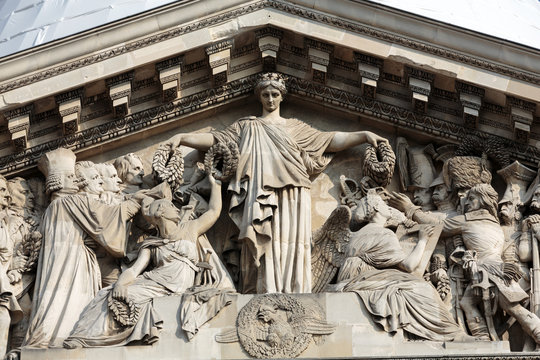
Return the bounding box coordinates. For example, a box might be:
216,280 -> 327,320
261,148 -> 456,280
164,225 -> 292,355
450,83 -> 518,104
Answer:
326,131 -> 389,152
167,132 -> 216,151
190,174 -> 222,237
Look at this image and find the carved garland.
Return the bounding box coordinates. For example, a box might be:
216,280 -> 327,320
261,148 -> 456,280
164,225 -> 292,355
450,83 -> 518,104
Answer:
204,141 -> 239,182
1,0 -> 539,95
152,145 -> 184,189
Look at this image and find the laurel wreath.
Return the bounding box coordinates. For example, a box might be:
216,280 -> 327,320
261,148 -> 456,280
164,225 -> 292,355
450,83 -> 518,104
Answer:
362,142 -> 396,188
204,141 -> 239,181
152,144 -> 184,189
108,293 -> 141,327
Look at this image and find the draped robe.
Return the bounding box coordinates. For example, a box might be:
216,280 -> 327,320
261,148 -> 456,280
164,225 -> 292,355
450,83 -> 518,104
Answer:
23,194 -> 139,348
335,223 -> 466,341
213,117 -> 335,293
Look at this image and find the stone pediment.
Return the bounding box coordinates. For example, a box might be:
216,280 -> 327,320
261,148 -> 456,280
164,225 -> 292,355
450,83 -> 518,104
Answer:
2,2 -> 540,359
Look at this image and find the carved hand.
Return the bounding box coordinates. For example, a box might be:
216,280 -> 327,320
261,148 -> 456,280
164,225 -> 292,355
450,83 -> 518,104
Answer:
11,254 -> 28,270
7,270 -> 21,284
208,173 -> 222,188
112,283 -> 128,302
387,192 -> 414,212
363,131 -> 389,147
418,224 -> 435,241
166,134 -> 183,149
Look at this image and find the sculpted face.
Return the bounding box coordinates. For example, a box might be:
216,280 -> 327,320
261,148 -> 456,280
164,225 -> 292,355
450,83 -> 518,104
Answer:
413,188 -> 432,207
0,178 -> 8,209
62,171 -> 79,192
530,186 -> 540,213
125,157 -> 144,186
100,165 -> 122,193
10,180 -> 34,210
431,184 -> 450,204
464,191 -> 481,213
498,201 -> 515,224
259,86 -> 283,113
80,167 -> 104,195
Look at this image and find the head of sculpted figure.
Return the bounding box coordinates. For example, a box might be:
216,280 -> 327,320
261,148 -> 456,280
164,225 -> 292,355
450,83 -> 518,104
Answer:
0,175 -> 9,209
352,190 -> 392,224
7,177 -> 35,211
75,161 -> 104,196
141,198 -> 182,236
463,184 -> 499,220
38,148 -> 78,195
113,153 -> 144,186
255,73 -> 287,113
95,163 -> 122,193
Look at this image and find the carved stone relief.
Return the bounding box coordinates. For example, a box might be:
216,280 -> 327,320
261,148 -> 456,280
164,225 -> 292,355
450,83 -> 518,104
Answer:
0,72 -> 539,360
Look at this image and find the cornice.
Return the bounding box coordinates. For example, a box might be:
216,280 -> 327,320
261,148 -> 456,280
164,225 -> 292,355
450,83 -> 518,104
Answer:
0,0 -> 539,98
1,75 -> 538,176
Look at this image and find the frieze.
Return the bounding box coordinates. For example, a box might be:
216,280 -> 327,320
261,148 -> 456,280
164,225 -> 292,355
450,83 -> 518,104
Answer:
428,103 -> 462,117
4,105 -> 33,121
59,106 -> 80,117
28,125 -> 61,140
182,60 -> 210,74
280,43 -> 307,58
54,88 -> 84,104
31,110 -> 59,125
1,75 -> 539,175
179,75 -> 211,90
130,92 -> 161,106
205,39 -> 234,56
155,56 -> 184,72
431,87 -> 458,102
406,67 -> 435,83
382,72 -> 403,84
80,108 -> 112,124
304,38 -> 334,54
231,43 -> 259,59
276,58 -> 309,73
254,26 -> 284,40
507,96 -> 537,112
230,59 -> 263,74
409,84 -> 431,96
326,72 -> 359,87
330,58 -> 357,72
105,71 -> 134,88
110,89 -> 131,101
354,52 -> 384,67
482,102 -> 508,115
132,77 -> 159,92
478,118 -> 513,132
456,81 -> 486,98
1,0 -> 540,100
376,87 -> 411,103
83,92 -> 110,106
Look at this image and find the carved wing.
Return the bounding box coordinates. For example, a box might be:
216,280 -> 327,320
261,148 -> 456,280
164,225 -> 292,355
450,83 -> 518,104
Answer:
311,206 -> 352,293
302,318 -> 337,336
215,328 -> 239,343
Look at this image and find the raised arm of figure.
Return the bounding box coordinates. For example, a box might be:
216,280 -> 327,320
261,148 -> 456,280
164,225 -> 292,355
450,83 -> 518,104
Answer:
189,174 -> 223,237
166,132 -> 216,151
325,131 -> 389,152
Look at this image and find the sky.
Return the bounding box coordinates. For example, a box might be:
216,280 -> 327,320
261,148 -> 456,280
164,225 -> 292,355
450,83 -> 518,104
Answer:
0,0 -> 539,58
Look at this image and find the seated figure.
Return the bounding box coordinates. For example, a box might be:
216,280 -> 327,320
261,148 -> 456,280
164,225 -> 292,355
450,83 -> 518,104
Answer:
64,174 -> 233,348
332,191 -> 474,342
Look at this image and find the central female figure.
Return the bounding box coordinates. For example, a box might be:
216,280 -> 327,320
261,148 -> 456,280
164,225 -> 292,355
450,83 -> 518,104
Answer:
167,73 -> 387,293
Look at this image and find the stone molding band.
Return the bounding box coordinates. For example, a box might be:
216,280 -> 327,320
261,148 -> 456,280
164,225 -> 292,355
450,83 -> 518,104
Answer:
1,0 -> 539,95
